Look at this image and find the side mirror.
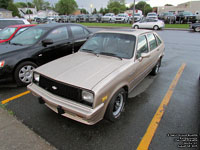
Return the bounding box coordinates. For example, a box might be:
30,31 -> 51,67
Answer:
42,39 -> 53,46
141,53 -> 151,58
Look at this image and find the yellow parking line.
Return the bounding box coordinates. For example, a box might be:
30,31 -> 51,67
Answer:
137,63 -> 186,150
1,91 -> 30,105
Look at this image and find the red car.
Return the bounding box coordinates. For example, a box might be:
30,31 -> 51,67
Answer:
0,24 -> 36,44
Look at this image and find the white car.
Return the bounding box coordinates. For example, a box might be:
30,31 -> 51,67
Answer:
133,13 -> 143,22
115,13 -> 129,23
147,12 -> 158,20
0,18 -> 30,30
101,13 -> 115,23
132,18 -> 165,30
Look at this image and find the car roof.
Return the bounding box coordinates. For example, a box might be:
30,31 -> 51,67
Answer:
0,18 -> 27,21
96,29 -> 154,36
8,24 -> 36,28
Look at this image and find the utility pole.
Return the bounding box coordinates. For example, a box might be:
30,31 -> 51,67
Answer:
132,0 -> 136,24
26,0 -> 31,21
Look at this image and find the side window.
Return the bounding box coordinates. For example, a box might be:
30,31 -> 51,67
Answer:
136,35 -> 149,58
155,34 -> 162,45
15,27 -> 28,36
15,20 -> 24,25
46,27 -> 69,42
70,25 -> 88,39
147,33 -> 158,51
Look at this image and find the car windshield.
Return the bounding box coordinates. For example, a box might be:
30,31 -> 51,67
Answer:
105,14 -> 111,16
80,33 -> 136,59
183,12 -> 193,15
118,14 -> 125,17
148,14 -> 157,16
0,27 -> 17,40
134,14 -> 140,16
10,27 -> 47,45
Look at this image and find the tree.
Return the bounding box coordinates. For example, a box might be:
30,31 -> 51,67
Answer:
92,8 -> 97,14
43,1 -> 51,10
80,8 -> 88,14
15,2 -> 27,8
7,2 -> 20,17
107,1 -> 126,14
99,7 -> 104,14
33,0 -> 45,11
27,2 -> 35,8
55,0 -> 78,15
165,4 -> 173,6
26,9 -> 33,14
0,0 -> 12,9
130,1 -> 153,16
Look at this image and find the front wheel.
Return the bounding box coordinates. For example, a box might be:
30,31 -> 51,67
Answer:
153,25 -> 159,30
105,88 -> 126,122
14,61 -> 37,86
134,25 -> 139,29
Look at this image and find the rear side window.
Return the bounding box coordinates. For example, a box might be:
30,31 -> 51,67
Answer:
155,34 -> 162,45
46,27 -> 69,42
137,35 -> 148,58
0,20 -> 24,29
147,33 -> 158,51
70,25 -> 89,39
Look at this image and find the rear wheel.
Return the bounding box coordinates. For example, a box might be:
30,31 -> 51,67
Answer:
150,59 -> 161,76
105,88 -> 126,122
194,27 -> 200,32
153,25 -> 159,30
134,25 -> 139,29
14,61 -> 37,86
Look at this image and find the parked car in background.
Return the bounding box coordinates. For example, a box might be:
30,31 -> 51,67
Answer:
190,23 -> 200,32
158,12 -> 176,24
176,11 -> 197,23
80,14 -> 90,22
60,15 -> 69,23
132,18 -> 165,30
69,15 -> 80,22
115,13 -> 129,23
28,29 -> 164,125
146,12 -> 158,20
133,13 -> 143,22
101,13 -> 115,23
89,14 -> 102,22
0,18 -> 30,30
0,24 -> 36,44
0,23 -> 92,86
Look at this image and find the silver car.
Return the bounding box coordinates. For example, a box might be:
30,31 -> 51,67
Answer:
28,30 -> 165,125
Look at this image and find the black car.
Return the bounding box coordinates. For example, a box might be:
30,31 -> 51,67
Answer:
158,12 -> 176,24
190,23 -> 200,32
176,11 -> 197,24
0,23 -> 92,86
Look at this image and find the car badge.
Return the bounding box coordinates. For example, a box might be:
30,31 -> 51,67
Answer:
52,86 -> 58,90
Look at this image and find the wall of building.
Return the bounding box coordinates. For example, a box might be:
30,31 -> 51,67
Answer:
0,11 -> 12,18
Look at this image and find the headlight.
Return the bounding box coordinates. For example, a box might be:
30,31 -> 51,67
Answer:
82,90 -> 94,103
0,60 -> 5,68
33,72 -> 40,83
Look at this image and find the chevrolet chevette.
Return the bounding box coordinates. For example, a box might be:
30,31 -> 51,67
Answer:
28,30 -> 165,125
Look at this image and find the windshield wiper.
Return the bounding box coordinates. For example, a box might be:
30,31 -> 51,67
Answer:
99,52 -> 122,60
81,49 -> 99,56
10,42 -> 23,46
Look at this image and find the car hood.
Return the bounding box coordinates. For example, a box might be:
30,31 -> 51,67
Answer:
0,44 -> 29,55
36,51 -> 128,90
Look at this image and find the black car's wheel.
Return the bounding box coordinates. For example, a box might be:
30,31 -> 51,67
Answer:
153,25 -> 159,30
134,25 -> 139,29
194,27 -> 200,32
14,61 -> 37,86
150,59 -> 161,76
105,88 -> 126,122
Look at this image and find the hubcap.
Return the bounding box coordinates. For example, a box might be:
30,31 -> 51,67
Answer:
195,27 -> 200,32
155,63 -> 159,73
135,26 -> 138,29
19,65 -> 35,83
154,26 -> 158,30
113,93 -> 124,117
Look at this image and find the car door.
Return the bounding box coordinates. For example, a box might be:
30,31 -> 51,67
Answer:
129,35 -> 150,90
69,25 -> 91,52
146,33 -> 159,68
39,26 -> 73,64
147,19 -> 155,28
138,19 -> 146,28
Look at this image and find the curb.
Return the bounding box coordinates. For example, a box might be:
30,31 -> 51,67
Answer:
87,26 -> 190,31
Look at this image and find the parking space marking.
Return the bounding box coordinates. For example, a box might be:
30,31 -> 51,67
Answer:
1,91 -> 30,105
137,63 -> 186,150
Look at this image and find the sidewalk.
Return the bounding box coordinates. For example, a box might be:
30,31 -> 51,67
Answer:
0,108 -> 57,150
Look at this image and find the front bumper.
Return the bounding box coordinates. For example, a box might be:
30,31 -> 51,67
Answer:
27,83 -> 104,125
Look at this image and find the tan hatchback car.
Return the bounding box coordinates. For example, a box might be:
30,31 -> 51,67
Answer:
28,30 -> 165,125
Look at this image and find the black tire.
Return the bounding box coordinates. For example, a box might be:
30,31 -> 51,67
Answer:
194,27 -> 200,32
105,88 -> 126,122
150,59 -> 161,76
134,25 -> 139,29
153,25 -> 159,30
14,61 -> 37,86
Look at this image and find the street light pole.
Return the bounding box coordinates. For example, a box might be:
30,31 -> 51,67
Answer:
132,0 -> 136,24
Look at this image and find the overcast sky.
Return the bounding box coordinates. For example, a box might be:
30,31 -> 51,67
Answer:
14,0 -> 197,11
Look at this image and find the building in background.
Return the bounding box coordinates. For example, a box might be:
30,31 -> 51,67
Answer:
0,8 -> 12,18
157,1 -> 200,14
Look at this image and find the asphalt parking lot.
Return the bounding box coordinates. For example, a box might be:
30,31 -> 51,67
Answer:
0,28 -> 199,150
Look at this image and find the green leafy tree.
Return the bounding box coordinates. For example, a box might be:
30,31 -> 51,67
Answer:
26,9 -> 33,14
103,8 -> 109,15
33,0 -> 44,11
43,1 -> 51,10
165,4 -> 173,6
80,8 -> 88,14
92,8 -> 97,14
15,2 -> 27,8
7,2 -> 20,17
55,0 -> 78,15
99,7 -> 104,14
27,2 -> 35,8
0,0 -> 12,9
135,1 -> 153,16
107,1 -> 126,14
